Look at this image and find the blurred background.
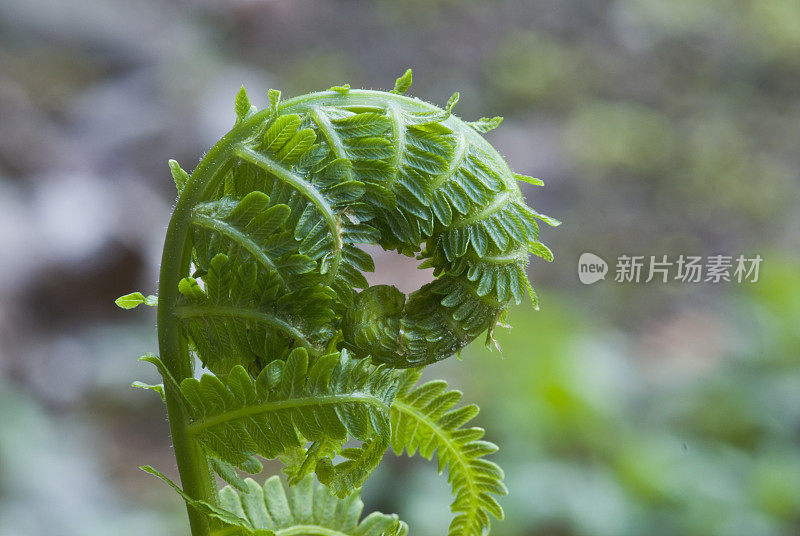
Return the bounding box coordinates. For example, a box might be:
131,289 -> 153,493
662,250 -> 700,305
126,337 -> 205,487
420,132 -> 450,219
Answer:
1,0 -> 799,534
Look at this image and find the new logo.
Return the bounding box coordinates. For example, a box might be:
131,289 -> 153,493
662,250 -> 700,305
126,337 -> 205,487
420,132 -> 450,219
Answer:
578,252 -> 608,285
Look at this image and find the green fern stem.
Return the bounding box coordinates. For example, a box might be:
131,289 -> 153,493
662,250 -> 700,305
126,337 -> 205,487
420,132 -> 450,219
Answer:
157,131 -> 250,535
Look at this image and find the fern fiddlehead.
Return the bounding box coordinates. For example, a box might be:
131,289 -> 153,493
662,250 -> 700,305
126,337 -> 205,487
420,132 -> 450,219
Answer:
118,68 -> 557,536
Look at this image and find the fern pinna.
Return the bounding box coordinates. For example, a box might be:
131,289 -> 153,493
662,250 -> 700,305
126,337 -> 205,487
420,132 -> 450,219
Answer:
118,69 -> 557,536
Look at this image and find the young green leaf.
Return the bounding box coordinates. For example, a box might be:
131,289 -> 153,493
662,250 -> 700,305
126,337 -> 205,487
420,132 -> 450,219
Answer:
469,116 -> 503,133
115,292 -> 158,309
391,68 -> 413,95
168,159 -> 190,193
328,83 -> 351,94
514,173 -> 544,186
131,381 -> 165,402
267,88 -> 281,118
235,85 -> 253,121
445,92 -> 460,114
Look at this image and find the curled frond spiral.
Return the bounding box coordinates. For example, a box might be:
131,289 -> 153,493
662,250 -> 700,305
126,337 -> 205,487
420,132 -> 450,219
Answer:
171,74 -> 556,371
121,69 -> 557,536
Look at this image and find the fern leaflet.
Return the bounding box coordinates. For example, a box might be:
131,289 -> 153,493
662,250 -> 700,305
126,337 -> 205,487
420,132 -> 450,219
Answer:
390,369 -> 507,536
180,347 -> 398,495
145,466 -> 407,536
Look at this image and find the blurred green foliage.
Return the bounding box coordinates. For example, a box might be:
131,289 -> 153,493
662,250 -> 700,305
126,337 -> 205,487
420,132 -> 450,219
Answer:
490,32 -> 586,109
441,258 -> 800,535
565,102 -> 674,176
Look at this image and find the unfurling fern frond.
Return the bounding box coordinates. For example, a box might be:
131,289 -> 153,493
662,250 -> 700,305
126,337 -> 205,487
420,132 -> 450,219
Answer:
390,369 -> 507,536
180,347 -> 398,495
189,75 -> 556,368
121,69 -> 557,536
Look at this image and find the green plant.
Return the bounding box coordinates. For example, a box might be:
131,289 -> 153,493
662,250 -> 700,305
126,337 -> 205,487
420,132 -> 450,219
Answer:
117,69 -> 556,536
